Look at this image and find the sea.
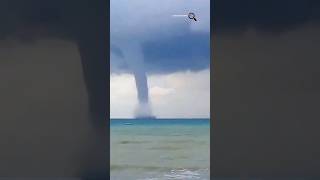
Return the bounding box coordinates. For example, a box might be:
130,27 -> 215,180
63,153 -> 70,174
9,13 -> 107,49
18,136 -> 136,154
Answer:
110,118 -> 210,180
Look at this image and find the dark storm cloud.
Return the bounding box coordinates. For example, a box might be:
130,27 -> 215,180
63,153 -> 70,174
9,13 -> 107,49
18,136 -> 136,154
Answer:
110,0 -> 210,75
143,32 -> 210,73
214,0 -> 320,33
111,32 -> 210,74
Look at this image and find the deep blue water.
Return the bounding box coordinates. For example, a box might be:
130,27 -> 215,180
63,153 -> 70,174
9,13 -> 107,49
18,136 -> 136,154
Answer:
110,118 -> 210,180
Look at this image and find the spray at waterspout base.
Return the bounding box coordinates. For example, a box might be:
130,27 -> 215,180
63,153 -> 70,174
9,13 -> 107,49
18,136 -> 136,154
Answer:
134,102 -> 156,119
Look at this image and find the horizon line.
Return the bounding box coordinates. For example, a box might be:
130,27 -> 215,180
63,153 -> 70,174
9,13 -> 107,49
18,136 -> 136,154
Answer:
110,117 -> 210,119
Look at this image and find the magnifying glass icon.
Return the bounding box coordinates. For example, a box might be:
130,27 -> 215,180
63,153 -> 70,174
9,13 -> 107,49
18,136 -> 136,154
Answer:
188,12 -> 197,21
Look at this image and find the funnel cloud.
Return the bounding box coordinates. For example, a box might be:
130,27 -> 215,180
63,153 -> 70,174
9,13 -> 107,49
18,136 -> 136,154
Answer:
110,0 -> 210,118
120,42 -> 154,118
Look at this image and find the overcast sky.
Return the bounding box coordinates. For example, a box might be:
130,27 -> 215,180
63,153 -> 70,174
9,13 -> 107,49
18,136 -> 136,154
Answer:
110,0 -> 210,118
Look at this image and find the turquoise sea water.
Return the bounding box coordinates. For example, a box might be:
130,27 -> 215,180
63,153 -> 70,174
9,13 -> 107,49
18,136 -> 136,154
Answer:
110,119 -> 210,180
